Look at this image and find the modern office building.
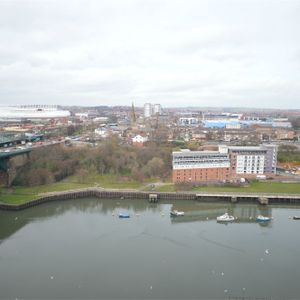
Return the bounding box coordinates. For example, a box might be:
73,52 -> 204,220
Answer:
172,144 -> 278,183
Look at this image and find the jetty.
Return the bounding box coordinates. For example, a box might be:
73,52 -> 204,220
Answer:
1,188 -> 300,211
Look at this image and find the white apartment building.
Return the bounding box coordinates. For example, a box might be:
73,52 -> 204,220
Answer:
219,144 -> 277,177
235,154 -> 265,174
153,104 -> 162,115
144,103 -> 162,118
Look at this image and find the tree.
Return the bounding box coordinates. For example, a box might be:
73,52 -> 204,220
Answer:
108,114 -> 118,123
142,157 -> 165,178
76,169 -> 89,183
27,169 -> 54,186
291,117 -> 300,130
131,167 -> 145,182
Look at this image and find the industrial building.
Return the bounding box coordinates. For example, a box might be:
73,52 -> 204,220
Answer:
172,144 -> 277,183
178,117 -> 199,126
202,117 -> 291,129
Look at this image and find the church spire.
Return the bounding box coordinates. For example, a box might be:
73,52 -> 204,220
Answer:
131,102 -> 136,124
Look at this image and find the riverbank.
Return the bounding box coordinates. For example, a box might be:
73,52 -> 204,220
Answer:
1,186 -> 300,211
1,174 -> 300,206
0,174 -> 151,205
157,181 -> 300,193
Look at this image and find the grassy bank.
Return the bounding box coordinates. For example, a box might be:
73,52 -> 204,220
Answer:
156,181 -> 300,194
1,177 -> 300,205
0,174 -> 148,205
193,181 -> 300,194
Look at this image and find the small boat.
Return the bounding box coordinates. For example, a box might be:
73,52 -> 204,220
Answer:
256,215 -> 271,222
170,210 -> 185,217
216,213 -> 235,222
293,216 -> 300,220
118,213 -> 130,218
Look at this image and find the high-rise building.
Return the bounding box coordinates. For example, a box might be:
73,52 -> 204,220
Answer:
143,103 -> 162,118
144,103 -> 152,118
153,104 -> 162,115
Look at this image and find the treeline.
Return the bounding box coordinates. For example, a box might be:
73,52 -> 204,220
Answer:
277,145 -> 300,163
291,117 -> 300,130
14,138 -> 173,186
14,145 -> 84,186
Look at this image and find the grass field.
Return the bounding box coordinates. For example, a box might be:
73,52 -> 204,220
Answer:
1,176 -> 300,205
192,181 -> 300,194
0,174 -> 147,205
156,181 -> 300,194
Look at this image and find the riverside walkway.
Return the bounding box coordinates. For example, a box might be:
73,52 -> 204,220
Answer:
1,188 -> 300,211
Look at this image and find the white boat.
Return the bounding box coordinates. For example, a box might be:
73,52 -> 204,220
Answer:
170,210 -> 185,217
256,215 -> 271,222
216,213 -> 235,222
118,213 -> 130,218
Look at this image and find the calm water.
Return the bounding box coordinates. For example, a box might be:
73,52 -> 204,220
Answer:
1,198 -> 300,299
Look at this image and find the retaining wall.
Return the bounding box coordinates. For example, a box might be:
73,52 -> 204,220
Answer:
1,188 -> 300,211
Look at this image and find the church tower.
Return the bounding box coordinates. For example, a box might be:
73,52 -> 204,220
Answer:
130,102 -> 136,125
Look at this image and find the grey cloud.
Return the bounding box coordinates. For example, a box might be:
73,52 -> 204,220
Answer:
293,49 -> 300,61
0,0 -> 299,108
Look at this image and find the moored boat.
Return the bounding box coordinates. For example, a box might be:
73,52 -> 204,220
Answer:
170,210 -> 185,217
216,213 -> 235,222
256,215 -> 271,222
119,213 -> 130,218
293,216 -> 300,220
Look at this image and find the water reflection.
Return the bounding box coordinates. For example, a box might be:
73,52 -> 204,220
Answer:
170,203 -> 273,226
0,198 -> 161,243
1,197 -> 298,244
1,198 -> 300,299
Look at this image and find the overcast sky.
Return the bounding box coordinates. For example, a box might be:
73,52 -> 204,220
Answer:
0,0 -> 299,108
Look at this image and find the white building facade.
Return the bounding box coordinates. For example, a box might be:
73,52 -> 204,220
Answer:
144,103 -> 152,118
219,144 -> 277,177
144,103 -> 162,118
153,104 -> 162,115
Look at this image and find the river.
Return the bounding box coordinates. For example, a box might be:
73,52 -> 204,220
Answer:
1,198 -> 300,299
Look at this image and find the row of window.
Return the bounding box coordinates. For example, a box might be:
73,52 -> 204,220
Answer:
173,155 -> 228,160
174,160 -> 229,164
176,174 -> 229,181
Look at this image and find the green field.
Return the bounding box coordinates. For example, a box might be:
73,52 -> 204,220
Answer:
0,174 -> 147,205
192,181 -> 300,194
1,177 -> 300,205
157,181 -> 300,194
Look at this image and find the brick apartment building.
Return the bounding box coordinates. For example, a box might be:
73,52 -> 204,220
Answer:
172,149 -> 231,183
172,144 -> 277,183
